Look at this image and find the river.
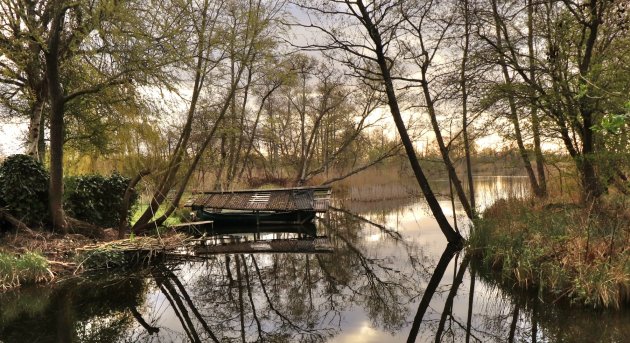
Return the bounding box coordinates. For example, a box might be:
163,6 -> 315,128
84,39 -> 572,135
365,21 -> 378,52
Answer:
0,176 -> 628,342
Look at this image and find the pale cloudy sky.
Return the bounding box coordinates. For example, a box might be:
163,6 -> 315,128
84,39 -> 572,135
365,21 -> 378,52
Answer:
0,120 -> 27,156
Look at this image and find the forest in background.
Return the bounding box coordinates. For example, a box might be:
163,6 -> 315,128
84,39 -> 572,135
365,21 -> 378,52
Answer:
0,0 -> 628,236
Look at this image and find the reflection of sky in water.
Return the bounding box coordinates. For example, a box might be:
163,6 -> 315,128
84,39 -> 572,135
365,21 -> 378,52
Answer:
325,177 -> 531,341
1,177 -> 628,342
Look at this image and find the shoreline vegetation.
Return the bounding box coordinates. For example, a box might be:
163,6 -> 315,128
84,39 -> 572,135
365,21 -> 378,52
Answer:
0,227 -> 189,291
331,155 -> 535,202
469,196 -> 630,309
0,155 -> 628,312
0,157 -> 630,314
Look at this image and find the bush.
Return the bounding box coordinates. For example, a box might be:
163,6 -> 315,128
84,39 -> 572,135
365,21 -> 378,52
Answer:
64,173 -> 137,228
0,154 -> 49,225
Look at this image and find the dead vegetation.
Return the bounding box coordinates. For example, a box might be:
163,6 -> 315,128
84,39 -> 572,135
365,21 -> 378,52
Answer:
470,194 -> 630,309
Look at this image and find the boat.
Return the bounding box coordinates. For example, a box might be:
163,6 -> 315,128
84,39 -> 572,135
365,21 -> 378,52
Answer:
186,186 -> 331,226
196,209 -> 316,225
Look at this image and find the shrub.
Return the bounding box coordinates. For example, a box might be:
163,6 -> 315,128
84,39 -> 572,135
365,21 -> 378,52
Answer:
0,154 -> 49,225
64,173 -> 137,228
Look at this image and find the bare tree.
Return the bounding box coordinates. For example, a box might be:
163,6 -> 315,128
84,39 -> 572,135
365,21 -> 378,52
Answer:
293,0 -> 463,244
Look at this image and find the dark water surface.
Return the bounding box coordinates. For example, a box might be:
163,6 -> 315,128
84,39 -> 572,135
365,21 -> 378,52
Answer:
1,176 -> 628,342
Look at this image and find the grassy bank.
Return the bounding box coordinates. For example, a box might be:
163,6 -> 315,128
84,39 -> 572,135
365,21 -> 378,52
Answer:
0,251 -> 53,290
0,228 -> 189,291
469,197 -> 630,309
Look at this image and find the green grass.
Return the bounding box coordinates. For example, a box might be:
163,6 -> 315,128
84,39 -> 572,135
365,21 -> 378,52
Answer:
0,251 -> 53,290
469,197 -> 630,309
130,203 -> 186,227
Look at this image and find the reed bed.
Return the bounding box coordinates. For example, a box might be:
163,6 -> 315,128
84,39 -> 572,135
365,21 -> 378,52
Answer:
470,195 -> 630,309
332,166 -> 421,201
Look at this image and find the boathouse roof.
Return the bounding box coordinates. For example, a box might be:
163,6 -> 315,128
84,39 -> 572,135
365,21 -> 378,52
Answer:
188,186 -> 331,212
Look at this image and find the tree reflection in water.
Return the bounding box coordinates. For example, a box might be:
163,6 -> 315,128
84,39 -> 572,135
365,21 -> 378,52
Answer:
132,210 -> 433,342
1,182 -> 630,342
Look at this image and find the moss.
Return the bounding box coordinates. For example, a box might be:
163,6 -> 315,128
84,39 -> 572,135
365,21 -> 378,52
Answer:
469,197 -> 630,309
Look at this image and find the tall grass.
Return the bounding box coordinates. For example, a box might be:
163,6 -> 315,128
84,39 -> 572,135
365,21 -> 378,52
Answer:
469,196 -> 630,309
0,251 -> 53,290
333,166 -> 420,201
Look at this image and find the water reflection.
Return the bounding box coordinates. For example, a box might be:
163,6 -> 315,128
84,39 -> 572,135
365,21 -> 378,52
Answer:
0,177 -> 628,342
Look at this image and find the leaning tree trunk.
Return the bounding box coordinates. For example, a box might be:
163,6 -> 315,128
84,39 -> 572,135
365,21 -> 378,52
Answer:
355,0 -> 462,245
133,0 -> 216,228
133,54 -> 249,232
118,170 -> 150,238
420,71 -> 475,219
461,0 -> 476,211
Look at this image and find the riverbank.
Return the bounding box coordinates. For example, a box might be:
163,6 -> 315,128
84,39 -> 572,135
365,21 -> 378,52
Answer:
469,197 -> 630,309
0,229 -> 187,290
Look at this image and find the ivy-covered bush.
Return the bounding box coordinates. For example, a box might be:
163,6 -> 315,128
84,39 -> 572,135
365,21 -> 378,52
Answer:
64,173 -> 137,228
0,154 -> 49,225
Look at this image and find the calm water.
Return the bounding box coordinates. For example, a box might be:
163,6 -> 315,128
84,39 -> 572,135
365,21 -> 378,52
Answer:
1,176 -> 628,342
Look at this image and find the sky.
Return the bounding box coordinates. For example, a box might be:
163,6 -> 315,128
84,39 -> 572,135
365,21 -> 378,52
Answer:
0,119 -> 26,156
0,2 -> 547,158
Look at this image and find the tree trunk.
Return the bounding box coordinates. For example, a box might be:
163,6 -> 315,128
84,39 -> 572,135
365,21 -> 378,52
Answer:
461,0 -> 476,212
24,0 -> 47,163
118,170 -> 150,238
355,0 -> 462,245
580,116 -> 602,200
226,67 -> 254,188
45,4 -> 68,233
492,0 -> 544,198
420,72 -> 475,219
576,0 -> 604,200
527,0 -> 547,195
237,84 -> 281,181
26,98 -> 46,161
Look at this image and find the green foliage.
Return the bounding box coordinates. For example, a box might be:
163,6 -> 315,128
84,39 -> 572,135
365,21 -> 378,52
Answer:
64,173 -> 136,228
0,154 -> 49,225
0,251 -> 52,289
77,248 -> 127,270
592,103 -> 629,134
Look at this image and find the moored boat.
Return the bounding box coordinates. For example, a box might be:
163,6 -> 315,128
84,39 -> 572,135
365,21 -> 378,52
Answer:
197,209 -> 316,226
187,186 -> 331,226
